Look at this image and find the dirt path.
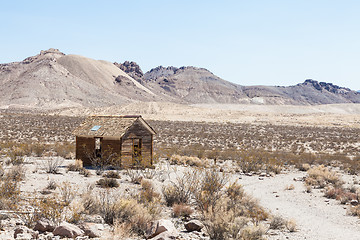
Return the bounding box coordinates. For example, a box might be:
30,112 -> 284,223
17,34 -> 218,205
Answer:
237,171 -> 360,240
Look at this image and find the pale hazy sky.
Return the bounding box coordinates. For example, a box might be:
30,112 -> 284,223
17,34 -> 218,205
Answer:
1,0 -> 360,90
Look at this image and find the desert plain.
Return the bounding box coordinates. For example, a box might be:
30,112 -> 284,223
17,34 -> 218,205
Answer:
0,102 -> 360,240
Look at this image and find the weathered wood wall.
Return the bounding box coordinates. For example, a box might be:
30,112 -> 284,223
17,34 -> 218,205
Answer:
121,119 -> 153,168
102,138 -> 122,167
76,136 -> 95,166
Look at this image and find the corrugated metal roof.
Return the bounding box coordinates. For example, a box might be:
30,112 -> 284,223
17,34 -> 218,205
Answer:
73,115 -> 155,137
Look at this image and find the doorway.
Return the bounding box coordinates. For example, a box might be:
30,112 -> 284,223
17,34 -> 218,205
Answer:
132,138 -> 142,166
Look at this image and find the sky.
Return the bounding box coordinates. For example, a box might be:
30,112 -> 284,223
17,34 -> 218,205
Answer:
1,0 -> 360,90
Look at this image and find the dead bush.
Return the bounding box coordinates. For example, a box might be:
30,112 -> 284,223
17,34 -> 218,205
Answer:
126,169 -> 143,184
46,179 -> 57,190
30,197 -> 65,227
79,167 -> 91,177
305,165 -> 343,189
269,215 -> 285,230
172,203 -> 193,218
103,170 -> 121,179
67,159 -> 83,172
139,179 -> 160,203
239,224 -> 266,240
348,205 -> 360,217
286,219 -> 297,232
0,178 -> 20,209
53,142 -> 74,159
43,157 -> 64,174
96,178 -> 119,188
6,147 -> 25,165
5,165 -> 26,182
192,169 -> 228,212
59,181 -> 78,206
162,169 -> 200,206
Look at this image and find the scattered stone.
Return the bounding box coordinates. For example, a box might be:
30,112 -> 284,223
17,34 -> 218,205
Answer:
14,226 -> 36,239
245,173 -> 253,176
350,200 -> 359,206
53,221 -> 84,238
80,223 -> 102,238
146,219 -> 179,239
259,172 -> 266,177
184,220 -> 203,232
34,219 -> 55,232
259,177 -> 264,180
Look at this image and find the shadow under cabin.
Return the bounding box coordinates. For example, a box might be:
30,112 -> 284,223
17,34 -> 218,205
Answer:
72,115 -> 156,168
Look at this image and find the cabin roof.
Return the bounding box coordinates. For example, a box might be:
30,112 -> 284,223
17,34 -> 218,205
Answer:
72,115 -> 155,137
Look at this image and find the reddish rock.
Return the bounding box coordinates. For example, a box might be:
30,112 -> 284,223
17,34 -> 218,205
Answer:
53,221 -> 84,238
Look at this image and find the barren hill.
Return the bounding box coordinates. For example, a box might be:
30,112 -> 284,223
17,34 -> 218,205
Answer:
1,49 -> 360,110
0,49 -> 161,110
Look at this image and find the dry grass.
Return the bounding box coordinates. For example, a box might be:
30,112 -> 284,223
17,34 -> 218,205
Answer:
305,165 -> 343,189
96,178 -> 119,188
172,203 -> 193,218
103,170 -> 121,179
286,219 -> 297,232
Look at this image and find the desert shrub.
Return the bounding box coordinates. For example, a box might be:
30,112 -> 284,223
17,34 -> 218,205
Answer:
95,191 -> 153,236
139,179 -> 160,203
239,224 -> 266,240
269,215 -> 285,230
81,191 -> 99,214
285,184 -> 295,190
140,168 -> 157,179
79,167 -> 91,177
103,170 -> 121,179
5,165 -> 26,182
172,203 -> 193,218
0,178 -> 20,209
31,143 -> 46,157
43,157 -> 64,174
20,196 -> 66,228
348,205 -> 360,217
66,201 -> 84,224
67,159 -> 83,172
113,198 -> 153,236
286,219 -> 297,232
46,179 -> 57,190
202,204 -> 234,240
299,163 -> 311,171
192,169 -> 228,212
113,221 -> 133,239
59,181 -> 78,206
126,169 -> 143,184
162,169 -> 200,206
96,178 -> 119,188
53,142 -> 74,159
169,154 -> 205,167
6,147 -> 25,165
324,187 -> 343,199
305,165 -> 342,189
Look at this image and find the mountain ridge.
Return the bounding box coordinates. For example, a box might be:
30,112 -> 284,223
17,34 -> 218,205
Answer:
1,49 -> 360,110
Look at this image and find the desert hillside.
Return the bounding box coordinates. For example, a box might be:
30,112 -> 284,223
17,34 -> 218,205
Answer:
1,49 -> 360,110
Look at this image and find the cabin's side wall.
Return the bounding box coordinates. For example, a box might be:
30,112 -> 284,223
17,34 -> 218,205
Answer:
121,119 -> 153,168
76,136 -> 95,166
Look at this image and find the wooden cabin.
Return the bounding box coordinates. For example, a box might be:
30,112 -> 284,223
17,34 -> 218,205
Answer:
72,115 -> 156,168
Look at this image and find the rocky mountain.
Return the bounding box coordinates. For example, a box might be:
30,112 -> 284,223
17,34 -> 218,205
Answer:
139,66 -> 360,105
1,48 -> 360,110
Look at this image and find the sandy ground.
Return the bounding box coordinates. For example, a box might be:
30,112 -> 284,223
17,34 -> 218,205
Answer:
238,170 -> 360,240
0,157 -> 357,239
